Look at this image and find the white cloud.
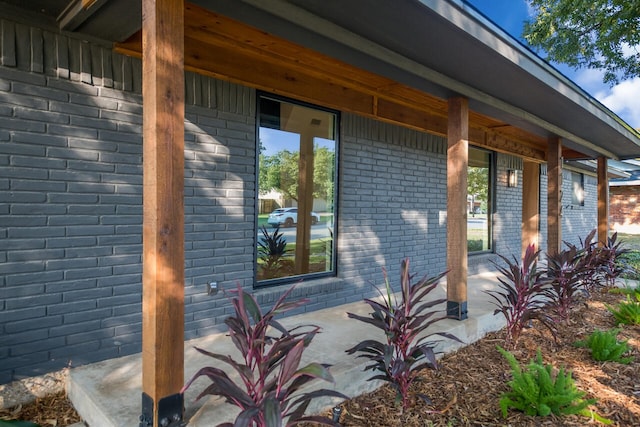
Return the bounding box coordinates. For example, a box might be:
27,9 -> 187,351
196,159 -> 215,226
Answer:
597,77 -> 640,129
570,68 -> 640,129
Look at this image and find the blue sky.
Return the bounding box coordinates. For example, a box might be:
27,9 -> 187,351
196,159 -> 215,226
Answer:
466,0 -> 640,129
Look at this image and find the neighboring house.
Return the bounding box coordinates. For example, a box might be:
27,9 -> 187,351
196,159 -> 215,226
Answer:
1,3 -> 640,417
610,166 -> 640,234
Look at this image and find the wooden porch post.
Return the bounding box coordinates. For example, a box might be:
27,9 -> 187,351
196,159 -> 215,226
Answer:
446,97 -> 468,320
547,136 -> 562,255
522,161 -> 540,256
141,0 -> 185,426
597,156 -> 609,245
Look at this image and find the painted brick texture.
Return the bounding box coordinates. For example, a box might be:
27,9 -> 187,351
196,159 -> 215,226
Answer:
562,171 -> 598,247
610,185 -> 640,234
0,17 -> 603,384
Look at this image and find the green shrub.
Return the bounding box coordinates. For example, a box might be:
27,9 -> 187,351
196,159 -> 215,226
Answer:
574,329 -> 633,364
608,283 -> 640,297
497,346 -> 609,423
619,250 -> 640,280
606,292 -> 640,325
0,421 -> 40,427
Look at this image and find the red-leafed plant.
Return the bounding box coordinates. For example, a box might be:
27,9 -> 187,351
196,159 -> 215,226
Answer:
182,284 -> 345,427
346,259 -> 460,411
544,245 -> 587,323
598,232 -> 629,287
485,244 -> 555,349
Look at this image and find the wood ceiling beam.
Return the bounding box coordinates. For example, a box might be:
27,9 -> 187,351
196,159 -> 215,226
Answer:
115,2 -> 557,163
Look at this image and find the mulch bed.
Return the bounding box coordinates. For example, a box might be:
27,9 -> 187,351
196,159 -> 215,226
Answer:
332,288 -> 640,426
0,391 -> 80,426
2,288 -> 639,426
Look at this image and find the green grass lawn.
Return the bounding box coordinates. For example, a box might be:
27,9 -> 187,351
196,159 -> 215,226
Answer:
618,233 -> 640,280
618,233 -> 640,251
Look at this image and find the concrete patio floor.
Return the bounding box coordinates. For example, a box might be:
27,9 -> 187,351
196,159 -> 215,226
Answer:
67,271 -> 506,426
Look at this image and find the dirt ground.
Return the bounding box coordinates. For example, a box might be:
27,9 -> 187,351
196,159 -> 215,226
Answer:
2,287 -> 639,427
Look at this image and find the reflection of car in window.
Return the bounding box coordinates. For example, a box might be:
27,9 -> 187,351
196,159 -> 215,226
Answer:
267,208 -> 320,227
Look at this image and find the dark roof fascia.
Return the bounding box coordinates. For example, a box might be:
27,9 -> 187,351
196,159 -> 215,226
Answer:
449,0 -> 640,144
215,0 -> 640,159
0,1 -> 115,48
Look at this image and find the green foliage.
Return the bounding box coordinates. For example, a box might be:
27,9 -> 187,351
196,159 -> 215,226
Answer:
574,329 -> 633,364
257,225 -> 291,280
524,0 -> 640,85
606,292 -> 640,325
258,146 -> 335,202
467,239 -> 484,252
608,283 -> 640,297
346,259 -> 460,410
619,251 -> 640,280
497,346 -> 609,423
0,421 -> 40,427
485,244 -> 554,349
182,284 -> 345,427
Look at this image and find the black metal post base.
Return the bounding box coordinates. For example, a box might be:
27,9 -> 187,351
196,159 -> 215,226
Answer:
447,300 -> 468,320
140,392 -> 184,427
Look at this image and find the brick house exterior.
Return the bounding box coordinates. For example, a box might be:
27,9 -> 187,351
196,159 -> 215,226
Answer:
1,1 -> 639,385
610,178 -> 640,234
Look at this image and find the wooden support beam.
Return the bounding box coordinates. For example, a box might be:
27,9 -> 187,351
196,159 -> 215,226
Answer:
446,97 -> 468,320
141,0 -> 185,426
522,161 -> 540,256
115,5 -> 553,163
295,134 -> 314,275
547,136 -> 562,255
597,156 -> 609,245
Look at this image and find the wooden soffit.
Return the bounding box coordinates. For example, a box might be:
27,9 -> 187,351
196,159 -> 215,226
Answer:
116,2 -> 553,162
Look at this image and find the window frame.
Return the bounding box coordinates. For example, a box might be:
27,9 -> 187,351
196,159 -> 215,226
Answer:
254,92 -> 340,287
571,171 -> 585,207
467,146 -> 495,255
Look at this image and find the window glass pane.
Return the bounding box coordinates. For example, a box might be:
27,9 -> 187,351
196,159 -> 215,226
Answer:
467,148 -> 491,252
571,172 -> 584,206
257,96 -> 337,282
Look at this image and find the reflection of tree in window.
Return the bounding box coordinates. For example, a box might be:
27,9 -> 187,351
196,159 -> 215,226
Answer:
467,148 -> 492,253
257,96 -> 337,283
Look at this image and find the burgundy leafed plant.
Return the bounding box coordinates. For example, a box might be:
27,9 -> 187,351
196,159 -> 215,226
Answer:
485,244 -> 555,349
182,284 -> 345,427
598,232 -> 629,287
346,259 -> 460,411
544,245 -> 586,323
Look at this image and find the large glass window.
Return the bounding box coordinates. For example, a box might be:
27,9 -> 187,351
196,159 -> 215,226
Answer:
467,147 -> 492,253
257,95 -> 337,283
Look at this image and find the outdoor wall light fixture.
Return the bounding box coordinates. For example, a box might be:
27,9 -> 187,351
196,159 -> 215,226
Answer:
507,169 -> 517,187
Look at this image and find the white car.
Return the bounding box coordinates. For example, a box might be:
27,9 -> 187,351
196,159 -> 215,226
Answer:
267,208 -> 320,227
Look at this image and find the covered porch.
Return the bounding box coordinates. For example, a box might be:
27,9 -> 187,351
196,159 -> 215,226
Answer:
67,271 -> 505,426
2,0 -> 640,425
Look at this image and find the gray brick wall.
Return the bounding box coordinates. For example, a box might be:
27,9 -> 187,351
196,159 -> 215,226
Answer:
561,170 -> 598,247
540,167 -> 548,254
0,63 -> 146,382
538,165 -> 597,255
338,114 -> 449,292
2,15 -> 603,384
490,154 -> 523,262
